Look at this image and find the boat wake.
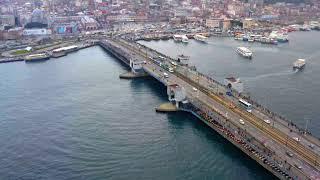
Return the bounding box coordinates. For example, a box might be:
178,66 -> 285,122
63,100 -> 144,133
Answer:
242,70 -> 297,82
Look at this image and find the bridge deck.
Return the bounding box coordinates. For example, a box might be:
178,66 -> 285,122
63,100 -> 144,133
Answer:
99,38 -> 320,180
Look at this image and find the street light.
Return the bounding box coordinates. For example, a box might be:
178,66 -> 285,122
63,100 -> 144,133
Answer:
304,117 -> 310,135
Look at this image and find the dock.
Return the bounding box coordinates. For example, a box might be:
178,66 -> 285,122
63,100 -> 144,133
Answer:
98,37 -> 320,180
155,102 -> 178,112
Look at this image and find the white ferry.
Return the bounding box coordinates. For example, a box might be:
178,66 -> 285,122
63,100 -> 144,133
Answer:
236,47 -> 253,59
293,59 -> 306,69
194,34 -> 208,43
181,35 -> 189,43
173,35 -> 183,42
52,45 -> 78,58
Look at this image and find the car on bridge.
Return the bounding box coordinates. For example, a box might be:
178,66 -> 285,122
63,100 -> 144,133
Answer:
264,119 -> 271,124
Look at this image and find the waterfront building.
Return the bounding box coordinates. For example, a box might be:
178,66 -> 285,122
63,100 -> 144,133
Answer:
205,18 -> 223,29
80,16 -> 99,31
243,18 -> 256,29
22,28 -> 52,36
0,15 -> 16,27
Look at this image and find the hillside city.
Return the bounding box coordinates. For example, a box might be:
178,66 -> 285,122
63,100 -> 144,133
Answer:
0,0 -> 320,44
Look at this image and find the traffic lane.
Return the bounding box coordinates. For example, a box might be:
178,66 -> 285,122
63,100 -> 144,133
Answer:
186,65 -> 320,157
184,84 -> 318,178
136,46 -> 317,177
253,109 -> 320,152
114,40 -> 318,173
164,69 -> 318,175
120,41 -> 320,177
179,80 -> 313,177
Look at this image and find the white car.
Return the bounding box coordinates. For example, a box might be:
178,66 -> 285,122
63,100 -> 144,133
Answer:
293,137 -> 300,142
192,87 -> 198,92
309,144 -> 315,149
264,119 -> 271,124
239,119 -> 245,125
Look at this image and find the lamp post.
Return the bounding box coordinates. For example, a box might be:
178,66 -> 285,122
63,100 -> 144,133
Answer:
304,117 -> 310,135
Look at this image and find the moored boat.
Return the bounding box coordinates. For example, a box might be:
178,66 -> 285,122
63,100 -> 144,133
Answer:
194,34 -> 208,43
24,53 -> 50,62
52,45 -> 78,58
181,35 -> 189,43
173,35 -> 183,42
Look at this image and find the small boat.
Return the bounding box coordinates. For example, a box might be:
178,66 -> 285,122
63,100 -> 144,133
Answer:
242,35 -> 249,41
248,37 -> 255,42
234,36 -> 243,41
276,34 -> 289,43
293,59 -> 306,69
173,35 -> 182,42
194,34 -> 208,43
236,47 -> 253,59
300,25 -> 311,31
260,37 -> 278,45
181,35 -> 189,43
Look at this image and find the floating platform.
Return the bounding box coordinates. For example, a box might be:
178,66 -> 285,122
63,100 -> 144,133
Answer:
119,71 -> 148,79
155,103 -> 178,112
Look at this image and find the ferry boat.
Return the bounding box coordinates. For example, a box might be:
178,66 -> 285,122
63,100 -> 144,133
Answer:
234,35 -> 243,41
248,37 -> 255,42
24,53 -> 50,62
270,32 -> 289,43
276,34 -> 289,43
260,37 -> 278,45
236,47 -> 253,59
242,35 -> 249,41
293,59 -> 306,69
173,35 -> 183,42
181,35 -> 189,43
300,25 -> 311,31
194,34 -> 208,43
52,45 -> 78,58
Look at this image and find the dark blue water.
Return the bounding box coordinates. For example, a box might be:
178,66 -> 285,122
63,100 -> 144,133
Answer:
0,46 -> 276,179
139,31 -> 320,135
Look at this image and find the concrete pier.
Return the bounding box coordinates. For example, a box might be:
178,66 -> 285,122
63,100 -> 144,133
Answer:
119,71 -> 148,79
155,103 -> 178,112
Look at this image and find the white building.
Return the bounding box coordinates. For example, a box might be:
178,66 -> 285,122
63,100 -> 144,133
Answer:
23,28 -> 52,36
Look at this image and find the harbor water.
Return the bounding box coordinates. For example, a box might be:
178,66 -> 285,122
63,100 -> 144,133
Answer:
139,31 -> 320,135
0,31 -> 319,179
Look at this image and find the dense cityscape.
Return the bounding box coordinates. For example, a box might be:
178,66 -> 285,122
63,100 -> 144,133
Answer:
1,0 -> 320,180
0,0 -> 320,42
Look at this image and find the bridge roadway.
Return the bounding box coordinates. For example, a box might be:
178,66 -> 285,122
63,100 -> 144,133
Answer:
103,38 -> 320,179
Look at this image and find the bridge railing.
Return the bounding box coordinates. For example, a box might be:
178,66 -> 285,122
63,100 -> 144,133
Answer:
119,39 -> 312,137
